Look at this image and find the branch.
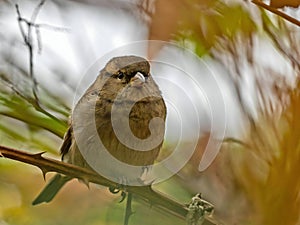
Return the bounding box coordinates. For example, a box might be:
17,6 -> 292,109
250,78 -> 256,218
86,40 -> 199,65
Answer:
0,145 -> 216,224
252,0 -> 300,27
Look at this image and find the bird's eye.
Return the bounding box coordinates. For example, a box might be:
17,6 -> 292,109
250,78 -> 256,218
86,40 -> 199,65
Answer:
117,71 -> 124,79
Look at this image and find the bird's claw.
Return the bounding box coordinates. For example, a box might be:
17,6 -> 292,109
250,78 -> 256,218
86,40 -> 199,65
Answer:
109,186 -> 121,194
109,184 -> 128,203
119,191 -> 127,203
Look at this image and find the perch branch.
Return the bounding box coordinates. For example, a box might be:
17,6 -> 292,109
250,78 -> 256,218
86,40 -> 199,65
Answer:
0,145 -> 216,224
252,0 -> 300,27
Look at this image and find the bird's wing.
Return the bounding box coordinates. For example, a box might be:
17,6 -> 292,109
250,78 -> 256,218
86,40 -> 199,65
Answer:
60,126 -> 73,160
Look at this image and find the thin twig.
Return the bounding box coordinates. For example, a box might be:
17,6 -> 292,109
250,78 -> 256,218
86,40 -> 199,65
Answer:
31,0 -> 47,24
252,0 -> 300,27
14,2 -> 67,124
223,137 -> 252,149
16,4 -> 38,100
38,23 -> 70,31
15,5 -> 28,45
0,145 -> 217,224
15,2 -> 40,102
15,17 -> 70,32
29,0 -> 46,55
124,193 -> 133,225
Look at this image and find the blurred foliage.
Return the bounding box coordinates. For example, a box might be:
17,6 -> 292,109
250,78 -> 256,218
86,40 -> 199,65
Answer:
229,80 -> 300,224
0,77 -> 68,153
145,0 -> 257,57
177,1 -> 257,56
141,0 -> 300,224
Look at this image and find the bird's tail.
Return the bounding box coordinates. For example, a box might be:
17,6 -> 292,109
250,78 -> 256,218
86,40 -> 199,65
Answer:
32,174 -> 72,205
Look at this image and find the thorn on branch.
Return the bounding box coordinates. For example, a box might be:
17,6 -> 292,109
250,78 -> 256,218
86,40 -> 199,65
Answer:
82,177 -> 90,188
40,167 -> 49,180
32,151 -> 46,159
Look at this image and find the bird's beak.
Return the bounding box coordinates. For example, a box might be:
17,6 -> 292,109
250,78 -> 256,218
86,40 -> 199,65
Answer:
130,72 -> 146,87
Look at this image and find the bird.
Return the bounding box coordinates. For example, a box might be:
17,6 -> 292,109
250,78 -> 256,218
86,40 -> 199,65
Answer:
32,55 -> 167,205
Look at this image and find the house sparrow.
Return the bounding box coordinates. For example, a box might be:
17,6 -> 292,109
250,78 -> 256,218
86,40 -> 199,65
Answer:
33,55 -> 166,205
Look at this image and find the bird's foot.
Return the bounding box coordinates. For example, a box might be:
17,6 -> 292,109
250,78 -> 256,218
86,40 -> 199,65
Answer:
109,185 -> 127,203
109,177 -> 129,202
109,185 -> 123,194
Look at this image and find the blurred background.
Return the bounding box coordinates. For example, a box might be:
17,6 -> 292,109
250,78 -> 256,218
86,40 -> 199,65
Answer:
1,0 -> 300,224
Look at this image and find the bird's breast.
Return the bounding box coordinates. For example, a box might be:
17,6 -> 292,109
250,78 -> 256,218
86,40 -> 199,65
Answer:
95,97 -> 166,166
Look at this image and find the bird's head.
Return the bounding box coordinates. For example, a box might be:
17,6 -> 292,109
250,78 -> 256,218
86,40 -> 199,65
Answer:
104,55 -> 150,86
81,55 -> 161,104
87,55 -> 161,102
